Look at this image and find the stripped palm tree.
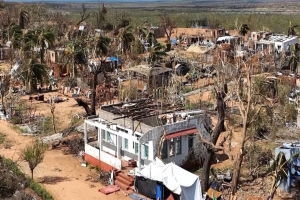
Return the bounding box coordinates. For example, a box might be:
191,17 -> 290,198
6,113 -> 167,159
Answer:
36,29 -> 54,63
18,9 -> 29,29
65,40 -> 87,77
21,58 -> 49,94
10,24 -> 22,50
147,32 -> 157,47
118,25 -> 135,55
23,29 -> 38,50
239,24 -> 250,36
148,42 -> 166,64
89,35 -> 111,115
136,21 -> 149,40
95,35 -> 111,57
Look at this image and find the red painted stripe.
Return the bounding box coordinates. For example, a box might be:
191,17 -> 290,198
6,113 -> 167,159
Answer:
165,128 -> 197,139
84,153 -> 116,172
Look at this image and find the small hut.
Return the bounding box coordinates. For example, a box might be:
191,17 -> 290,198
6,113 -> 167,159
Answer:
126,64 -> 173,90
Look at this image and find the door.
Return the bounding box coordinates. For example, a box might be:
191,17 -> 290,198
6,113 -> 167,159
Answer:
156,183 -> 163,200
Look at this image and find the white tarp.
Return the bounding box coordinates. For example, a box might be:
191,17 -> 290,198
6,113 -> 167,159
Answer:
136,157 -> 202,200
9,62 -> 20,76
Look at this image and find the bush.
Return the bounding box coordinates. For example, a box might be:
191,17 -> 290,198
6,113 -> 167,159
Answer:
29,179 -> 54,200
284,103 -> 297,123
0,132 -> 5,144
64,77 -> 77,88
244,144 -> 273,170
11,117 -> 21,124
88,164 -> 95,170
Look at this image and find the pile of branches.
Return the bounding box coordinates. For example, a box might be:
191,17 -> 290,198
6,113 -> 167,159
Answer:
99,171 -> 111,186
91,171 -> 111,186
59,136 -> 84,155
244,144 -> 273,177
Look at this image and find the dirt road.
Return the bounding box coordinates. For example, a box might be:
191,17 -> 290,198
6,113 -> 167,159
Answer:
0,121 -> 130,200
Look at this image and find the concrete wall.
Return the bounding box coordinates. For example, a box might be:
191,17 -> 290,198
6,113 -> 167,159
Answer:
278,37 -> 298,52
140,114 -> 212,165
85,144 -> 122,170
85,118 -> 145,162
85,112 -> 212,168
162,135 -> 191,166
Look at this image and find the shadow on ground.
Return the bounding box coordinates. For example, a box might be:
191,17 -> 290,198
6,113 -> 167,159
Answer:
38,176 -> 70,184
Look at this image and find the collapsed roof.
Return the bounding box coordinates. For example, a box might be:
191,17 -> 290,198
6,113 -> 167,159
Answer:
126,65 -> 173,77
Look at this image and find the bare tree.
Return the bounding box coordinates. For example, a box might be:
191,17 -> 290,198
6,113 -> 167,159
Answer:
77,4 -> 90,26
199,85 -> 227,192
20,140 -> 47,179
159,13 -> 176,44
230,62 -> 273,199
48,96 -> 56,134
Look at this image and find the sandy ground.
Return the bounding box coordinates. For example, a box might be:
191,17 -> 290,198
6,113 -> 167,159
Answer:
0,93 -> 131,200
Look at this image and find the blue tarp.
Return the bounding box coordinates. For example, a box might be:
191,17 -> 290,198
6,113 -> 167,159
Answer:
171,38 -> 177,45
109,57 -> 122,64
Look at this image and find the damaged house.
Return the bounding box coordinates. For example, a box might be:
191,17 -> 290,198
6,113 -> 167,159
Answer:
253,33 -> 298,54
83,99 -> 212,171
46,48 -> 68,77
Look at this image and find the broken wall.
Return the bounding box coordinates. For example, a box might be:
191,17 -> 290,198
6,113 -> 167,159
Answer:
140,114 -> 212,166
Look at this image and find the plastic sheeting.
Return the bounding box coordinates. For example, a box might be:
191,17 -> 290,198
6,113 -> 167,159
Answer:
136,158 -> 202,200
134,176 -> 156,199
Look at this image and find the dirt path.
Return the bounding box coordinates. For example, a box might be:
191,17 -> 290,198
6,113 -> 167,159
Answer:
0,121 -> 130,200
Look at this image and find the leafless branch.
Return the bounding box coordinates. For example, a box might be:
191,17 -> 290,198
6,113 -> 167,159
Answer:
198,132 -> 224,152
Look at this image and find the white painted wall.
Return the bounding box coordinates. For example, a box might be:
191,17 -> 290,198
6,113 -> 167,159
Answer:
86,119 -> 144,161
162,135 -> 190,166
85,144 -> 122,170
275,37 -> 298,52
103,146 -> 116,156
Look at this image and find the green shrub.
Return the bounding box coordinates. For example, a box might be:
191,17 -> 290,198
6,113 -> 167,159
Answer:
0,132 -> 5,144
11,117 -> 21,124
4,158 -> 23,177
88,164 -> 95,170
64,77 -> 77,88
29,179 -> 54,200
2,156 -> 53,200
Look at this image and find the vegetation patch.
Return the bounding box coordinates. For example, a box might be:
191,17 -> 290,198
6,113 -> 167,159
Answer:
29,179 -> 54,200
0,132 -> 5,144
0,156 -> 53,200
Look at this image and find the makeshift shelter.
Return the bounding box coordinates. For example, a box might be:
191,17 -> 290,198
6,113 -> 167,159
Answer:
135,157 -> 203,200
126,65 -> 172,89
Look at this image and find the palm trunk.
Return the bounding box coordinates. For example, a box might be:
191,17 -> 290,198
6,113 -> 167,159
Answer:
31,169 -> 34,179
72,62 -> 75,78
41,41 -> 45,63
91,72 -> 97,115
28,71 -> 32,94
